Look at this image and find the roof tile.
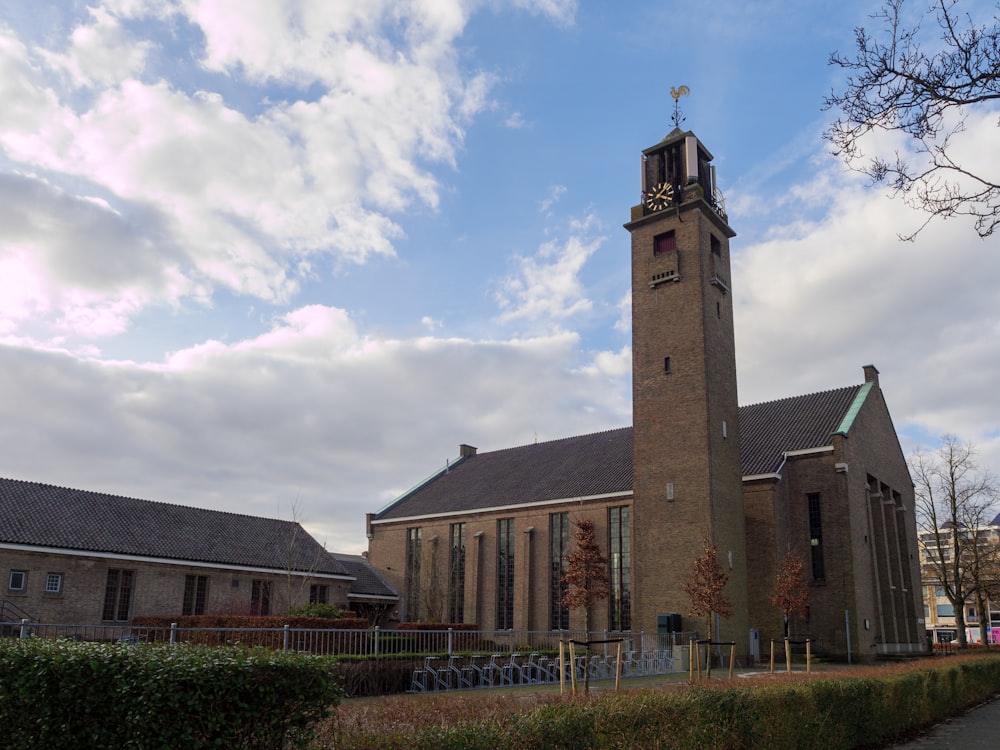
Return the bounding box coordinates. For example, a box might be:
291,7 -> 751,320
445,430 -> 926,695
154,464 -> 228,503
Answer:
0,478 -> 347,576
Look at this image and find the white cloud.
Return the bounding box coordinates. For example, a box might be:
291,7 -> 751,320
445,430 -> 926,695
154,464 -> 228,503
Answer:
504,111 -> 528,129
538,184 -> 567,214
733,147 -> 1000,480
0,307 -> 629,553
495,213 -> 604,325
510,0 -> 578,26
37,6 -> 151,88
0,2 -> 497,341
613,290 -> 631,334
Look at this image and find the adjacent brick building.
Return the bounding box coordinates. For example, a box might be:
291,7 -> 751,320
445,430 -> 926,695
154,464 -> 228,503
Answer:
1,478 -> 397,625
366,125 -> 924,660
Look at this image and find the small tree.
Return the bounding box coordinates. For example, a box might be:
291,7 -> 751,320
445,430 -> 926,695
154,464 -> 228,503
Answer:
561,519 -> 610,691
683,536 -> 733,677
769,551 -> 810,639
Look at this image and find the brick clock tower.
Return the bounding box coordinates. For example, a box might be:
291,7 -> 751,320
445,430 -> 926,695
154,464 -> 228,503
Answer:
624,120 -> 749,648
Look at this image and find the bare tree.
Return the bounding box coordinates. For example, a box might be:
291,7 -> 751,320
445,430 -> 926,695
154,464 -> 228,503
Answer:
912,435 -> 998,648
824,0 -> 1000,238
684,536 -> 734,676
769,551 -> 811,639
282,500 -> 329,615
561,519 -> 610,691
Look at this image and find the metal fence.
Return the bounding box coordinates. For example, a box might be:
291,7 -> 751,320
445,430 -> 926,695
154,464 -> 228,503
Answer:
1,619 -> 692,691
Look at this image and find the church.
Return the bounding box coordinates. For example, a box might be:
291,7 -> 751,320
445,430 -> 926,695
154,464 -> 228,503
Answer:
365,122 -> 924,661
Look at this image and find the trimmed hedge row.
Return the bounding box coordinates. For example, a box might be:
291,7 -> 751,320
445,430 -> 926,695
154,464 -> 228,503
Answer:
353,656 -> 1000,750
0,639 -> 343,750
132,614 -> 370,630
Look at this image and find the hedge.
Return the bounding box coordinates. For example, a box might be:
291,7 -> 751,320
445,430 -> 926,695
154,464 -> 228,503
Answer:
338,656 -> 1000,749
132,614 -> 369,630
0,638 -> 343,750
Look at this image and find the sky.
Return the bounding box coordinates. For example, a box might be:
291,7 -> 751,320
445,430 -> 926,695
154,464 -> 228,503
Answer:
1,0 -> 998,555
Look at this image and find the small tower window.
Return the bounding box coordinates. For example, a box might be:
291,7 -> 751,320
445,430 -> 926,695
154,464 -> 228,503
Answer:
654,231 -> 676,256
710,234 -> 721,256
663,357 -> 671,374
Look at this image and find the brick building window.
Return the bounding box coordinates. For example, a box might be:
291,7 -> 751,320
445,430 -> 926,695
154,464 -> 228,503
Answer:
182,574 -> 208,615
448,523 -> 466,624
653,230 -> 676,256
550,512 -> 570,630
609,507 -> 631,630
45,573 -> 63,594
497,518 -> 515,629
251,579 -> 272,615
102,569 -> 134,621
405,527 -> 422,622
807,493 -> 826,582
309,584 -> 329,604
8,570 -> 26,592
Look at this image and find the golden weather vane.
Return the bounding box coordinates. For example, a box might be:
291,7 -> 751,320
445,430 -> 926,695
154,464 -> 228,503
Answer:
670,85 -> 690,128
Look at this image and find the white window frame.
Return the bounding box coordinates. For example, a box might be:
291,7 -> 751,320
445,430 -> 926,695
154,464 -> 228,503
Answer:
44,572 -> 63,594
8,570 -> 27,592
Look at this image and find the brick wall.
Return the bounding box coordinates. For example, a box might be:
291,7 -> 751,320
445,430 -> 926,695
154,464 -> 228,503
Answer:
1,547 -> 350,624
368,496 -> 634,632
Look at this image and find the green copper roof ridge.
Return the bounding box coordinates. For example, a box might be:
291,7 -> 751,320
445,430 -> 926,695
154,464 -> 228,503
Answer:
834,381 -> 873,437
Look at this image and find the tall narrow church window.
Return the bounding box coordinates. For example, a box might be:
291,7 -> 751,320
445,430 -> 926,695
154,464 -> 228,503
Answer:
406,527 -> 422,621
807,493 -> 825,582
102,569 -> 134,621
653,231 -> 676,256
609,507 -> 632,630
497,518 -> 515,629
251,579 -> 272,615
182,574 -> 208,615
550,512 -> 570,629
710,234 -> 721,256
448,523 -> 466,623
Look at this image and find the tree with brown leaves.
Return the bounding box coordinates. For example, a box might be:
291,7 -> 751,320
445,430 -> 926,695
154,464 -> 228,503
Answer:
769,551 -> 810,639
684,536 -> 733,676
561,519 -> 610,691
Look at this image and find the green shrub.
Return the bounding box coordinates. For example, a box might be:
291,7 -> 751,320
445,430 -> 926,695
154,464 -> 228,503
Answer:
321,655 -> 1000,749
0,638 -> 343,750
288,603 -> 348,619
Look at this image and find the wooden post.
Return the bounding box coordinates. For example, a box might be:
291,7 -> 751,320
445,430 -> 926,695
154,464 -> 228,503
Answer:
806,639 -> 812,673
569,640 -> 577,695
769,640 -> 775,673
559,640 -> 566,695
689,638 -> 695,681
729,642 -> 735,680
696,641 -> 703,681
614,640 -> 623,691
784,637 -> 792,673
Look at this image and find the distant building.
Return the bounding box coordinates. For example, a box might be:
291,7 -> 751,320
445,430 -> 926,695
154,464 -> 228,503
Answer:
919,518 -> 1000,644
1,477 -> 396,625
366,125 -> 924,660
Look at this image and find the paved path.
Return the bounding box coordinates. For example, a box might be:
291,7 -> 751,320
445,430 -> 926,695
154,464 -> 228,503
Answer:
888,697 -> 1000,748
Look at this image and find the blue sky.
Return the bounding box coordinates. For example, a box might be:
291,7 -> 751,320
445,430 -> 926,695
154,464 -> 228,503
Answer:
1,0 -> 998,553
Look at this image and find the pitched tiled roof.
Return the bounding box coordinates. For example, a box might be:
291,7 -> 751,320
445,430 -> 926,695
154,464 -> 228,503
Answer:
375,385 -> 870,520
739,385 -> 864,476
0,478 -> 348,577
333,553 -> 398,600
375,427 -> 633,521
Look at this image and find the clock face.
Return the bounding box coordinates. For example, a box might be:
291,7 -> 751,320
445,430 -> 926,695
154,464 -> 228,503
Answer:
644,182 -> 673,212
